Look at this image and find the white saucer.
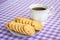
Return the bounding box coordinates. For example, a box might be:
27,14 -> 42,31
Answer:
9,29 -> 28,37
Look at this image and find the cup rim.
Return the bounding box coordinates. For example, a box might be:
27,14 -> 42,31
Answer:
29,4 -> 49,11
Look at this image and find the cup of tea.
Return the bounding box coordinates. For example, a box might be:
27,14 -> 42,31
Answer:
29,4 -> 52,24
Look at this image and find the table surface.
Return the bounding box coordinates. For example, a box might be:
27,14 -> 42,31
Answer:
0,0 -> 60,40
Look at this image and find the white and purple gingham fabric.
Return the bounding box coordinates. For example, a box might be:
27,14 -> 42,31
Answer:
0,0 -> 60,40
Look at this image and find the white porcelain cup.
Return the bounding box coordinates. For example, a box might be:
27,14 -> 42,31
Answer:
29,4 -> 52,24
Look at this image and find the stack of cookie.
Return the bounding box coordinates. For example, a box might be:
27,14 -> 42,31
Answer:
6,17 -> 43,36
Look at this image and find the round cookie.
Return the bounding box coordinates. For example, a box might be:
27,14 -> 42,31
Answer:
23,24 -> 35,36
13,18 -> 17,22
17,18 -> 20,23
14,23 -> 18,32
18,25 -> 23,34
20,25 -> 26,34
10,22 -> 16,31
32,20 -> 43,31
9,22 -> 14,30
18,23 -> 24,34
19,18 -> 24,24
13,23 -> 17,31
28,20 -> 32,25
22,18 -> 27,24
21,17 -> 28,24
15,23 -> 20,32
15,23 -> 22,32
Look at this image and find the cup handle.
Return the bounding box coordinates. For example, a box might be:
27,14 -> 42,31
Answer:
48,7 -> 55,16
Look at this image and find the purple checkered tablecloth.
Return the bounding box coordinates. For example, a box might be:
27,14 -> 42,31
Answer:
0,0 -> 60,40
